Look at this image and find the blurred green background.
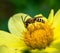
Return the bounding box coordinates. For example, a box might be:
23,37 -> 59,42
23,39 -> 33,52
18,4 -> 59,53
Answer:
0,0 -> 60,32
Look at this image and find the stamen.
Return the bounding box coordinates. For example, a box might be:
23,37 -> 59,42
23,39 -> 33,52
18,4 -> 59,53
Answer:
24,22 -> 53,49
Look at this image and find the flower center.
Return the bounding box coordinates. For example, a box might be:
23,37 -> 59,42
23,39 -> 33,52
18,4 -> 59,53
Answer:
24,22 -> 53,49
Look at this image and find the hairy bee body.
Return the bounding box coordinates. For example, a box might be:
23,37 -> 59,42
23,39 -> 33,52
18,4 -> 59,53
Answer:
21,16 -> 45,28
25,16 -> 45,28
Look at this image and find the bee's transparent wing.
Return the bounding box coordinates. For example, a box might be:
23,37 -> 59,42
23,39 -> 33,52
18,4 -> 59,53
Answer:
8,13 -> 32,38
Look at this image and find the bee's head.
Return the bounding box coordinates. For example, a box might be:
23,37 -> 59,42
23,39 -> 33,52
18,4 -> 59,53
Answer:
25,18 -> 34,28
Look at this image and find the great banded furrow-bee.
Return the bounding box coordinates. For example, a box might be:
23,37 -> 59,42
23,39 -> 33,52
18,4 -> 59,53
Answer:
21,16 -> 45,28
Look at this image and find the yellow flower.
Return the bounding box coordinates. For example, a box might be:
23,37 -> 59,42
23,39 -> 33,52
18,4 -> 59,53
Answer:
0,9 -> 60,53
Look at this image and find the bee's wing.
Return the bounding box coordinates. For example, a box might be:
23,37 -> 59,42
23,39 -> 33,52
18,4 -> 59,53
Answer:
8,13 -> 32,37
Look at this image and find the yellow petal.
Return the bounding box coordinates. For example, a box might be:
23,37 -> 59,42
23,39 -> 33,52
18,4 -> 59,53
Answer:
9,47 -> 29,53
48,9 -> 54,25
44,47 -> 60,53
0,30 -> 27,49
8,13 -> 31,37
52,9 -> 60,39
31,47 -> 59,53
52,9 -> 60,28
0,46 -> 15,53
53,26 -> 60,39
0,45 -> 23,53
31,49 -> 47,53
34,14 -> 47,22
50,39 -> 60,50
0,46 -> 9,53
35,14 -> 43,17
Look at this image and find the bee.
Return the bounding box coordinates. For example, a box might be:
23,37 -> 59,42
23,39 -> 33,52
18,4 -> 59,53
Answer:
21,16 -> 45,28
33,16 -> 45,23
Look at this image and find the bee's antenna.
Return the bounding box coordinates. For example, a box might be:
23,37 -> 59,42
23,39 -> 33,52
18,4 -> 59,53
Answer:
24,16 -> 27,22
21,16 -> 27,23
21,16 -> 24,23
